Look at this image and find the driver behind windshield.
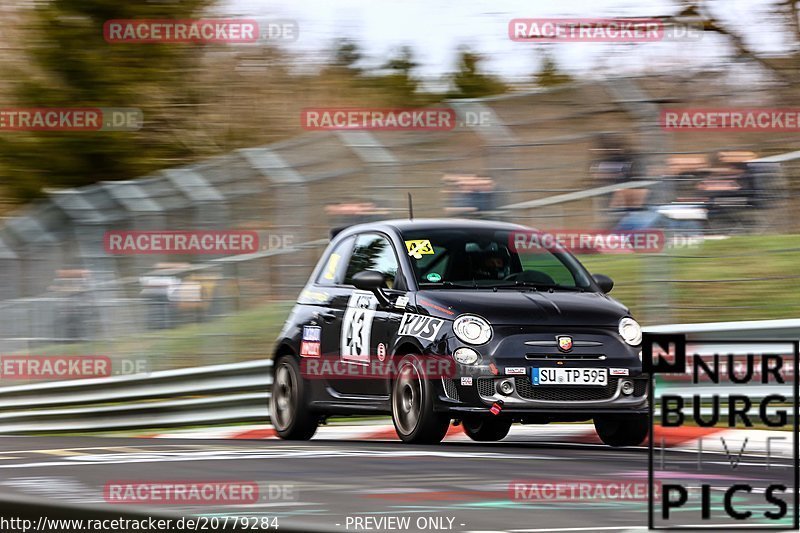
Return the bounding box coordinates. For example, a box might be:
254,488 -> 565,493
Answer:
472,249 -> 511,280
404,228 -> 592,290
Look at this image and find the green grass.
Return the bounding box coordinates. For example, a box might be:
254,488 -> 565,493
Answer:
576,234 -> 800,324
28,301 -> 295,371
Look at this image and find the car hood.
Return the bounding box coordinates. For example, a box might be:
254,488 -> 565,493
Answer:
414,289 -> 630,326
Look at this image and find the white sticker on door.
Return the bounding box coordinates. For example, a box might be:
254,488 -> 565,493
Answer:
398,313 -> 445,341
341,290 -> 377,364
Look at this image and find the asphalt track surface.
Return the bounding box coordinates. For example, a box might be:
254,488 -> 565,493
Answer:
0,426 -> 795,533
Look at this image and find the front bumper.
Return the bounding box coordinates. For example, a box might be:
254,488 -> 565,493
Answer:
437,375 -> 649,415
442,406 -> 649,416
432,326 -> 647,416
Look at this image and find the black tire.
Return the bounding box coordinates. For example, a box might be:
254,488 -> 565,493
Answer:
391,354 -> 450,444
462,417 -> 512,442
594,414 -> 649,447
270,355 -> 318,440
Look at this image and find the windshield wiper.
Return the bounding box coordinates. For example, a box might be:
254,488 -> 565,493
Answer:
490,281 -> 585,292
485,281 -> 538,291
419,281 -> 479,289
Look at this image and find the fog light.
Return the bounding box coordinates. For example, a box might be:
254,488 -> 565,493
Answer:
497,379 -> 515,396
621,380 -> 634,395
453,347 -> 480,365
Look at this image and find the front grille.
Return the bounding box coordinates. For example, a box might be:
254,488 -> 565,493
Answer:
442,378 -> 460,400
633,380 -> 647,397
477,378 -> 496,397
515,376 -> 619,401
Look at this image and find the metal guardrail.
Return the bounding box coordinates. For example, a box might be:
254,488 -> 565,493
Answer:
644,319 -> 800,341
0,359 -> 271,433
0,319 -> 794,434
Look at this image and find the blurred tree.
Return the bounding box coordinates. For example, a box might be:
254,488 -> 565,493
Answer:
662,1 -> 799,87
384,45 -> 416,74
198,44 -> 302,152
535,51 -> 573,88
332,38 -> 363,74
371,46 -> 424,105
449,47 -> 508,99
317,38 -> 370,100
0,0 -> 216,202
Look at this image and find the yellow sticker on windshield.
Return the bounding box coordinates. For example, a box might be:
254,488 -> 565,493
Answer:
405,240 -> 434,260
323,253 -> 341,280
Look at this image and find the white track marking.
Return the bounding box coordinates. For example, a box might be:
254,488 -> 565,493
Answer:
0,447 -> 555,469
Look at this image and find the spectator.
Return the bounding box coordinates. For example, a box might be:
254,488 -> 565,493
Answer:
139,263 -> 184,330
49,269 -> 94,341
590,134 -> 647,218
442,174 -> 497,218
325,202 -> 389,227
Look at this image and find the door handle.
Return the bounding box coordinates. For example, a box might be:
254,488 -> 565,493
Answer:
318,312 -> 336,323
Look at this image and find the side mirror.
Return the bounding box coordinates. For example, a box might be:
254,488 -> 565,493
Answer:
352,270 -> 385,291
352,270 -> 392,307
592,274 -> 614,294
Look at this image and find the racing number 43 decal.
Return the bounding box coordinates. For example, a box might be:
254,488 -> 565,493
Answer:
405,239 -> 434,260
398,313 -> 445,341
341,291 -> 377,364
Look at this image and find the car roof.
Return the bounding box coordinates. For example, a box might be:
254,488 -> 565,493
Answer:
334,218 -> 533,239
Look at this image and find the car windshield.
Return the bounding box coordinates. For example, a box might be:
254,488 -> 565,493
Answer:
401,227 -> 594,290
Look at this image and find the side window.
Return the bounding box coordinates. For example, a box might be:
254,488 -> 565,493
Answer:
344,234 -> 402,289
315,237 -> 354,286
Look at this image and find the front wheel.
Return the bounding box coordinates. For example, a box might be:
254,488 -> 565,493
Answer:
270,356 -> 318,440
462,417 -> 512,442
594,414 -> 649,447
391,355 -> 450,444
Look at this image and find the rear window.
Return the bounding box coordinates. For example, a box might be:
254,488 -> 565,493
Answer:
315,236 -> 354,286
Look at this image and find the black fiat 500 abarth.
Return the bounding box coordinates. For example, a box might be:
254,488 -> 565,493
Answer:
271,219 -> 648,446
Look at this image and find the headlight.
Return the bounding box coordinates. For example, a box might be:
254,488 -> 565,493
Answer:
453,314 -> 492,345
619,317 -> 642,346
453,347 -> 481,365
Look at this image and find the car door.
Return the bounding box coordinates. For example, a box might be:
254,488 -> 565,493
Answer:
336,232 -> 408,397
299,236 -> 355,393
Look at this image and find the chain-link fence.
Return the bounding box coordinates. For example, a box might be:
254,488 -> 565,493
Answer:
0,75 -> 798,373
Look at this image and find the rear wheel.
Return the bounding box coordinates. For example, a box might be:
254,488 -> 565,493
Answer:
462,417 -> 512,442
270,356 -> 318,440
594,414 -> 648,447
391,354 -> 450,444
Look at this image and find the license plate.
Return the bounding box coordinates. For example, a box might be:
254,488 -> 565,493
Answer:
531,368 -> 607,386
